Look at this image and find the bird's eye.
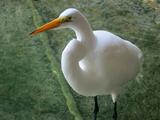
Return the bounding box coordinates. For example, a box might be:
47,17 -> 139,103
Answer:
61,16 -> 72,23
65,16 -> 72,22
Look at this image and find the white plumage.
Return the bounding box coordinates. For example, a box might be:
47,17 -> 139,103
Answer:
60,9 -> 142,102
31,8 -> 143,120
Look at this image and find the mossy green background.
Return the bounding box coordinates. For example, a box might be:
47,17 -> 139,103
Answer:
0,0 -> 160,120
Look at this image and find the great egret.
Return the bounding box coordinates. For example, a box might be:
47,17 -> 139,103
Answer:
31,8 -> 143,120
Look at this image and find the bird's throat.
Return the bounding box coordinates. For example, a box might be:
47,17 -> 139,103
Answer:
70,16 -> 95,49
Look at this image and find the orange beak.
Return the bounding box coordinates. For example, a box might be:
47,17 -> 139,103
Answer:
30,18 -> 61,35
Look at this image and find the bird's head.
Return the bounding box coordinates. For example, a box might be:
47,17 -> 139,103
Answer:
30,8 -> 82,35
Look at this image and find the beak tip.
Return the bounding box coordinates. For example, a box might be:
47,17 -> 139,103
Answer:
29,31 -> 36,36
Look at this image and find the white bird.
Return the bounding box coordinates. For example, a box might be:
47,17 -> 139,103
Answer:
31,8 -> 143,120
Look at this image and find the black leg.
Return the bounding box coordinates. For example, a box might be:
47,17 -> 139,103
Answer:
113,102 -> 117,120
93,96 -> 99,120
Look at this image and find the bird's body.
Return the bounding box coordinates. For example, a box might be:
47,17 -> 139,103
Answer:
31,8 -> 143,120
62,30 -> 142,101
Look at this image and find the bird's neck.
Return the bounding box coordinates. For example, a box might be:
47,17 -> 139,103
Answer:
74,23 -> 93,41
61,15 -> 96,94
70,16 -> 95,48
61,48 -> 85,93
